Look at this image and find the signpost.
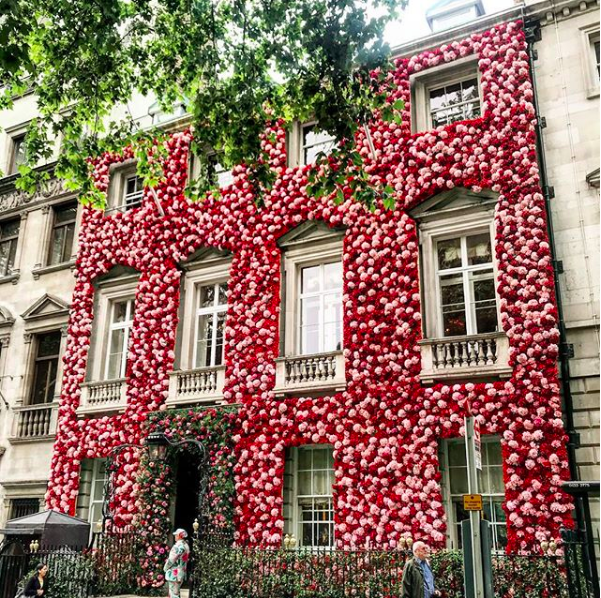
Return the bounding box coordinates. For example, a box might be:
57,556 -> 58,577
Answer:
463,416 -> 486,598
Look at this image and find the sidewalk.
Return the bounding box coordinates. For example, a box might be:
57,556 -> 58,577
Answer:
101,592 -> 190,598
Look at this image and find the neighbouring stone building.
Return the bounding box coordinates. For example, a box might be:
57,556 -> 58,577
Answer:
0,0 -> 597,566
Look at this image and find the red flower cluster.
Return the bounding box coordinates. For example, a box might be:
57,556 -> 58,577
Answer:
46,20 -> 572,553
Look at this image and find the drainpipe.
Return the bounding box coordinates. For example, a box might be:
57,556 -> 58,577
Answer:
522,16 -> 598,566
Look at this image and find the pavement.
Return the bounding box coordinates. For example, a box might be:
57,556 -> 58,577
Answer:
100,592 -> 190,598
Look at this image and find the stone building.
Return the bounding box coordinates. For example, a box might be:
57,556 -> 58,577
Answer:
0,0 -> 597,561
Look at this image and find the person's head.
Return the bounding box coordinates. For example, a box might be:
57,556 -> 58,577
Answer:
36,563 -> 48,577
412,541 -> 431,560
173,528 -> 188,541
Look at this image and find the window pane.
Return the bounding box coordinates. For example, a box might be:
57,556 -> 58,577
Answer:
38,331 -> 61,357
55,203 -> 77,224
467,233 -> 492,265
486,442 -> 502,465
12,137 -> 27,172
199,285 -> 215,308
214,311 -> 226,366
323,262 -> 342,290
195,314 -> 213,368
107,328 -> 125,378
298,472 -> 312,496
429,87 -> 446,112
1,220 -> 20,238
313,448 -> 327,469
462,79 -> 478,101
49,226 -> 66,266
437,238 -> 462,270
441,275 -> 466,336
218,282 -> 228,305
30,359 -> 58,404
112,301 -> 129,324
298,448 -> 312,470
301,266 -> 320,294
450,467 -> 468,494
313,470 -> 328,495
448,443 -> 467,466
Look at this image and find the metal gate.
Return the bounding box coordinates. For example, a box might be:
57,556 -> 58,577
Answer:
561,528 -> 598,598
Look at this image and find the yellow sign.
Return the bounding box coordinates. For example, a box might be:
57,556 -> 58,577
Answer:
463,494 -> 483,511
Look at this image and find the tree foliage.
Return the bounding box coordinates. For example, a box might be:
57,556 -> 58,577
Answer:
0,0 -> 406,207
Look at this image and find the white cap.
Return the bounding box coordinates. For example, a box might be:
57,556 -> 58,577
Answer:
173,528 -> 188,538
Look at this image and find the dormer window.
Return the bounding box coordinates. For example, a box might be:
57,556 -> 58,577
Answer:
426,0 -> 485,33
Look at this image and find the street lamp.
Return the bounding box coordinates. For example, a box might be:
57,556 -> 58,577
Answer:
145,432 -> 207,464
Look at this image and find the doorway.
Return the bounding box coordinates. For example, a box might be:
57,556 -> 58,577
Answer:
173,450 -> 202,537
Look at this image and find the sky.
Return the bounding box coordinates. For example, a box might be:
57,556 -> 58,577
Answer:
384,0 -> 517,47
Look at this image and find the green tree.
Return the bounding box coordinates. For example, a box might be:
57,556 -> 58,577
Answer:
0,0 -> 406,207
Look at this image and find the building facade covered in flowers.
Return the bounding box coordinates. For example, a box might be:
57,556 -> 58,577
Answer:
0,0 -> 597,574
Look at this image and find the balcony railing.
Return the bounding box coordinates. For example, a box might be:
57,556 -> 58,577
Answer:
12,403 -> 57,440
274,351 -> 346,396
78,379 -> 127,415
167,366 -> 226,407
419,332 -> 511,383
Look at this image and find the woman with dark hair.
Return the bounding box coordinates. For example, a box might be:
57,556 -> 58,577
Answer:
23,563 -> 48,597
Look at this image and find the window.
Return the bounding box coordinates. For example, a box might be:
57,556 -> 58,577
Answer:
411,61 -> 481,133
48,202 -> 77,265
208,154 -> 234,188
30,331 -> 61,404
428,77 -> 480,128
0,219 -> 20,277
436,231 -> 497,337
76,458 -> 107,526
301,124 -> 336,165
440,438 -> 506,552
284,445 -> 335,548
10,498 -> 40,519
105,298 -> 135,379
299,262 -> 342,354
194,282 -> 228,368
123,175 -> 144,210
10,135 -> 27,174
591,31 -> 600,79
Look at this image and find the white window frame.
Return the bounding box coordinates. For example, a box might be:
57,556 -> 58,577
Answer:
106,160 -> 144,212
298,262 -> 343,355
76,458 -> 107,528
288,445 -> 335,549
194,281 -> 228,369
88,274 -> 139,383
581,24 -> 600,99
418,209 -> 500,340
104,297 -> 135,380
179,254 -> 231,371
281,240 -> 343,357
287,121 -> 337,168
439,436 -> 506,553
411,57 -> 481,133
122,174 -> 144,210
434,230 -> 498,337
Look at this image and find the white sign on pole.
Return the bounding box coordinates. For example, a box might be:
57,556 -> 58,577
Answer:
474,418 -> 482,471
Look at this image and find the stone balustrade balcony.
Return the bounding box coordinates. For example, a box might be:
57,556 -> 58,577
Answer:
78,378 -> 127,415
274,351 -> 346,396
419,332 -> 511,383
11,403 -> 58,441
166,365 -> 226,407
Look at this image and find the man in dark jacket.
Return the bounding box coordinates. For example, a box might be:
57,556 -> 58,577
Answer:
401,541 -> 441,598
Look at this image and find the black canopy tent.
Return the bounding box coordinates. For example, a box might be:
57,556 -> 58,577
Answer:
0,510 -> 90,551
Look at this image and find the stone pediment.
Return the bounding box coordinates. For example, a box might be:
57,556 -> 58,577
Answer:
277,221 -> 346,248
22,294 -> 70,321
181,247 -> 232,271
0,306 -> 15,329
409,187 -> 498,221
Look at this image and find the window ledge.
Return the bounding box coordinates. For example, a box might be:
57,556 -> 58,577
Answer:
167,366 -> 226,407
274,351 -> 346,397
419,332 -> 511,384
586,86 -> 600,100
77,378 -> 127,416
0,272 -> 20,286
32,260 -> 76,280
9,434 -> 56,445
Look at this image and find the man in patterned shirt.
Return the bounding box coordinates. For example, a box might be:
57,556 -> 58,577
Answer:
163,528 -> 190,598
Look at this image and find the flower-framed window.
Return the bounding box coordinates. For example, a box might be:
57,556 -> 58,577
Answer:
194,282 -> 228,368
76,458 -> 107,527
439,437 -> 507,553
287,122 -> 337,168
299,262 -> 342,355
105,297 -> 135,380
283,445 -> 335,549
411,58 -> 481,133
277,221 -> 345,357
106,161 -> 144,212
436,232 -> 497,337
